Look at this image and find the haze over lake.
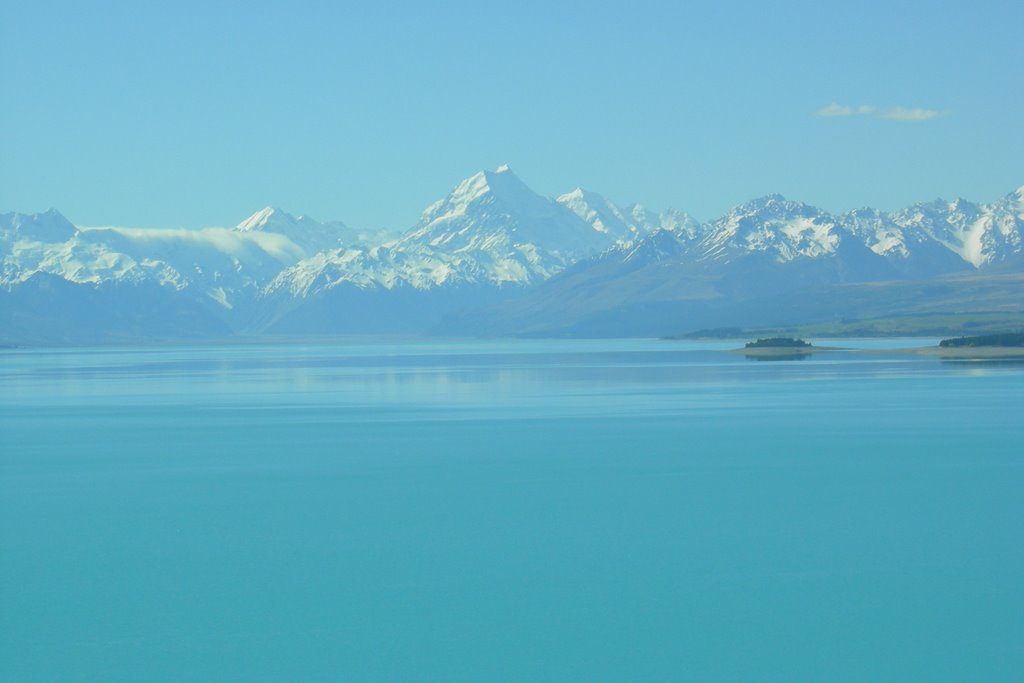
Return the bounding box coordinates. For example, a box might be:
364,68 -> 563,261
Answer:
2,340 -> 1021,681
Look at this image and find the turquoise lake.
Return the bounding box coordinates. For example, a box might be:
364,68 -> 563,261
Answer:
1,339 -> 1022,681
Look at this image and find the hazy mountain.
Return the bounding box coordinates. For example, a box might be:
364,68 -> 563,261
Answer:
555,188 -> 699,246
1,176 -> 1021,342
256,166 -> 629,334
439,190 -> 1023,337
2,209 -> 312,338
0,209 -> 78,244
234,207 -> 382,254
887,188 -> 1024,267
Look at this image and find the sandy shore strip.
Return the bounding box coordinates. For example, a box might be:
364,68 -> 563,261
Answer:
909,346 -> 1024,358
726,346 -> 845,357
726,345 -> 1024,358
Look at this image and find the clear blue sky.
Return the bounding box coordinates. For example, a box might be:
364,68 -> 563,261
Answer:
1,0 -> 1021,229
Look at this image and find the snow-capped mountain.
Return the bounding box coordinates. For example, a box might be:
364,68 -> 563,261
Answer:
555,188 -> 639,244
2,216 -> 307,311
0,209 -> 78,244
394,164 -> 615,284
840,206 -> 971,278
886,188 -> 1024,268
404,165 -> 609,258
619,188 -> 1023,276
2,173 -> 1021,342
447,187 -> 1023,337
556,187 -> 699,246
263,166 -> 638,302
235,207 -> 374,254
264,244 -> 478,298
695,195 -> 838,262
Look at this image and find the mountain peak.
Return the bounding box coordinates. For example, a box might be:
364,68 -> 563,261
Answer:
729,193 -> 817,218
439,166 -> 536,212
751,193 -> 789,205
236,206 -> 296,232
405,168 -> 613,260
0,208 -> 77,243
232,206 -> 355,253
557,187 -> 607,205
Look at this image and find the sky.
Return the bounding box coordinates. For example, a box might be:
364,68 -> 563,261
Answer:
1,0 -> 1021,230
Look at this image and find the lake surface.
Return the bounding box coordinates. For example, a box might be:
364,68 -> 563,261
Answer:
2,339 -> 1022,681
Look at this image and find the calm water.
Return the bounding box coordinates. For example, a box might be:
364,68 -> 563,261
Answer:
1,339 -> 1022,681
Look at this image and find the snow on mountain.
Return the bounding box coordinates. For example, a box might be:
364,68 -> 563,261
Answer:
2,210 -> 310,310
263,233 -> 552,301
3,177 -> 1022,342
888,189 -> 1023,267
449,192 -> 1013,338
265,243 -> 484,297
631,205 -> 700,239
76,227 -> 306,305
402,165 -> 610,261
556,188 -> 700,247
841,207 -> 913,258
265,166 -> 634,299
695,195 -> 845,263
556,188 -> 638,243
586,185 -> 1017,277
235,207 -> 368,254
0,209 -> 78,244
619,228 -> 696,264
840,206 -> 970,277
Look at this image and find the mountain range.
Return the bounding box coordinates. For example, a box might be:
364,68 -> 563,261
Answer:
2,166 -> 1022,342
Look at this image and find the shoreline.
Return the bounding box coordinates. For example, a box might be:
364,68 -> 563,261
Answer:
909,346 -> 1024,358
727,346 -> 840,357
726,344 -> 1024,359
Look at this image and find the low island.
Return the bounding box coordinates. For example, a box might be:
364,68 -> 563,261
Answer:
938,332 -> 1024,348
734,337 -> 821,358
744,337 -> 811,349
677,329 -> 1024,360
917,332 -> 1024,358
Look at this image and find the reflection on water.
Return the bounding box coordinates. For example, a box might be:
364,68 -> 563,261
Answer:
1,339 -> 1018,418
1,339 -> 1023,681
744,352 -> 810,361
940,357 -> 1024,368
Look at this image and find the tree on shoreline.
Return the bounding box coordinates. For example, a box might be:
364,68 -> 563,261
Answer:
745,337 -> 811,349
939,332 -> 1024,348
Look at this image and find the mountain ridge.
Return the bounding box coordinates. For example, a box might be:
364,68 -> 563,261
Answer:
2,169 -> 1022,342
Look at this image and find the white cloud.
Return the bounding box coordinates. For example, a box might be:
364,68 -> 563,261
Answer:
815,103 -> 940,122
879,106 -> 940,122
81,226 -> 306,262
816,102 -> 854,117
